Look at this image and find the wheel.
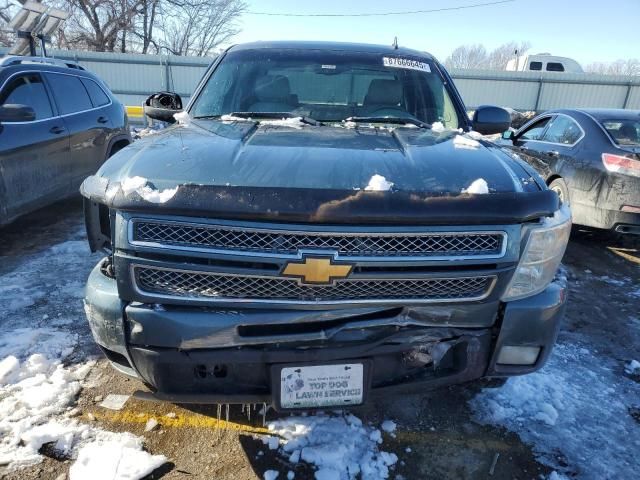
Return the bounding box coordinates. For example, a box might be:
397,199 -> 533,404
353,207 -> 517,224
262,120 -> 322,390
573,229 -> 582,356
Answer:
549,177 -> 570,206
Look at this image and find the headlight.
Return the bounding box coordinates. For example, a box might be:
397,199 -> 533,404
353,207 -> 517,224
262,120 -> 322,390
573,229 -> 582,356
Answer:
502,205 -> 571,301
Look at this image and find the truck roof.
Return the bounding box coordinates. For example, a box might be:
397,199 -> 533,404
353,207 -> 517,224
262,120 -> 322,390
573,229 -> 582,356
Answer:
228,41 -> 436,60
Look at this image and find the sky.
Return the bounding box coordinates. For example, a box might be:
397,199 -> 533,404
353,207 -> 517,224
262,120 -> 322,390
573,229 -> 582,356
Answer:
231,0 -> 639,66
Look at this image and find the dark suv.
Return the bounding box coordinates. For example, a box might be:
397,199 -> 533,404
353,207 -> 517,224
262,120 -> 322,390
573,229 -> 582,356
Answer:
81,42 -> 570,410
0,56 -> 130,225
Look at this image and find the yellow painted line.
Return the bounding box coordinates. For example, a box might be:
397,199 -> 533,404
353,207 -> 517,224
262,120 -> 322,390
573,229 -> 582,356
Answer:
607,246 -> 640,265
92,409 -> 270,435
125,105 -> 144,118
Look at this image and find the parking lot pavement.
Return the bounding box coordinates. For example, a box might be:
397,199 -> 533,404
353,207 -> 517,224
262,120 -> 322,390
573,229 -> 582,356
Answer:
1,199 -> 638,480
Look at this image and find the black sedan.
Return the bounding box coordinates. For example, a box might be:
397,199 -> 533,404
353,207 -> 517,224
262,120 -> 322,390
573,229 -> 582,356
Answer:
499,109 -> 640,234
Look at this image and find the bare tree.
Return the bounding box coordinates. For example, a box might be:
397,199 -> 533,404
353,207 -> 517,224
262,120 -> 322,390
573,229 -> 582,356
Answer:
1,1 -> 13,23
445,41 -> 532,70
486,41 -> 531,70
157,0 -> 245,56
129,0 -> 160,53
59,0 -> 145,51
445,44 -> 487,70
0,0 -> 23,46
54,0 -> 244,54
585,59 -> 640,76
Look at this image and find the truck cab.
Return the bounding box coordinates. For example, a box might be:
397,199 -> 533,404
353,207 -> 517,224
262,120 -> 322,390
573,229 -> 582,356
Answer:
506,54 -> 584,73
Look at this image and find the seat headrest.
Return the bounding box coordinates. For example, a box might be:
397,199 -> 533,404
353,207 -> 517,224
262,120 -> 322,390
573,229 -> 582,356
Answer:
619,123 -> 638,142
364,79 -> 403,106
254,75 -> 291,102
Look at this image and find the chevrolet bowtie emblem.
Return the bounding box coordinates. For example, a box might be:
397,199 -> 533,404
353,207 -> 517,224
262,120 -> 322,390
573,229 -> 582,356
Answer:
282,255 -> 354,285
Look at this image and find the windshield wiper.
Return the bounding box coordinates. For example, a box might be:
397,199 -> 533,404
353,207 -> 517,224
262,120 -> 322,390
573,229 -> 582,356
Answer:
226,112 -> 322,126
346,116 -> 430,129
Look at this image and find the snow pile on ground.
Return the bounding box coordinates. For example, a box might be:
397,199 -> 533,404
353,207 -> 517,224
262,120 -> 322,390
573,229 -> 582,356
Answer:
364,174 -> 394,192
0,325 -> 166,477
462,178 -> 489,195
263,412 -> 398,480
625,359 -> 640,375
380,420 -> 396,434
120,176 -> 178,204
471,343 -> 640,478
0,234 -> 165,478
1,235 -> 93,320
0,328 -> 86,467
69,431 -> 166,480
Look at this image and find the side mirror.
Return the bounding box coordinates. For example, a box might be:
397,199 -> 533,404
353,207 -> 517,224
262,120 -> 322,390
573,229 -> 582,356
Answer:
143,92 -> 183,123
472,105 -> 511,135
0,104 -> 36,122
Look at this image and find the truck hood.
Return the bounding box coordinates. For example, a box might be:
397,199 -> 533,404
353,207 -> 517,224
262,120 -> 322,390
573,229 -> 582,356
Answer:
82,119 -> 558,225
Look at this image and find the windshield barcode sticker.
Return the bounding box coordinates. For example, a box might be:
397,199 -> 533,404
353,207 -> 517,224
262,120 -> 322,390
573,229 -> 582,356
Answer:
383,57 -> 431,72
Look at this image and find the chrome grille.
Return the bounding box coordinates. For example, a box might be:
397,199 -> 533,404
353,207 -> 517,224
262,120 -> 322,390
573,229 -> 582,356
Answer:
134,266 -> 495,304
132,221 -> 505,258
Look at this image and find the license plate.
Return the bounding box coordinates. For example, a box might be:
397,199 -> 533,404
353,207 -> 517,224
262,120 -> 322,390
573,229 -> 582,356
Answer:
279,363 -> 364,409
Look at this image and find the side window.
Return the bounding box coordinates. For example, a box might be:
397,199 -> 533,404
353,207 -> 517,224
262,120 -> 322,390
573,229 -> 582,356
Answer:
81,78 -> 110,107
529,61 -> 542,71
543,116 -> 582,145
0,74 -> 53,120
46,73 -> 92,114
520,117 -> 551,140
546,62 -> 565,72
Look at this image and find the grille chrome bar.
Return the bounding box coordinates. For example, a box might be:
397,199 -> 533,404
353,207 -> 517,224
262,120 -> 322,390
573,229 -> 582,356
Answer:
133,265 -> 497,305
130,220 -> 507,259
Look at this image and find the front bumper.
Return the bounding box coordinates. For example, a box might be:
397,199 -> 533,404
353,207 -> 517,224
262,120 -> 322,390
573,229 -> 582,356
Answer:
85,259 -> 567,405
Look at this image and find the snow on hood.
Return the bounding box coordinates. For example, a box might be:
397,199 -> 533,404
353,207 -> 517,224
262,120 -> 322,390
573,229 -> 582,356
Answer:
256,117 -> 306,129
120,176 -> 178,204
453,134 -> 481,150
364,174 -> 394,192
462,178 -> 489,195
221,115 -> 307,129
431,122 -> 462,134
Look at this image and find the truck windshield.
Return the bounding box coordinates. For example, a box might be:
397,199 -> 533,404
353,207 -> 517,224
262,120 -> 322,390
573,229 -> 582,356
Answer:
191,49 -> 462,128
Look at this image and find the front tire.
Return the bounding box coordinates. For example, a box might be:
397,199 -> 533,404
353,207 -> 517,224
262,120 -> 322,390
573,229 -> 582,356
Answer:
549,177 -> 570,206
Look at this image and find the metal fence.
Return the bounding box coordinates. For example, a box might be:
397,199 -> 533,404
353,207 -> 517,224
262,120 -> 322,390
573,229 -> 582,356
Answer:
2,48 -> 640,113
450,69 -> 640,111
0,47 -> 213,108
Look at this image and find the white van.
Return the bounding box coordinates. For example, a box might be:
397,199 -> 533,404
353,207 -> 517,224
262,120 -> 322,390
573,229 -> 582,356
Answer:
506,54 -> 583,73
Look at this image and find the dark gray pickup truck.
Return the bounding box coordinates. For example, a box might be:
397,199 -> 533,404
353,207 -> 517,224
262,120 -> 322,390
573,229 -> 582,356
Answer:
80,41 -> 570,410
